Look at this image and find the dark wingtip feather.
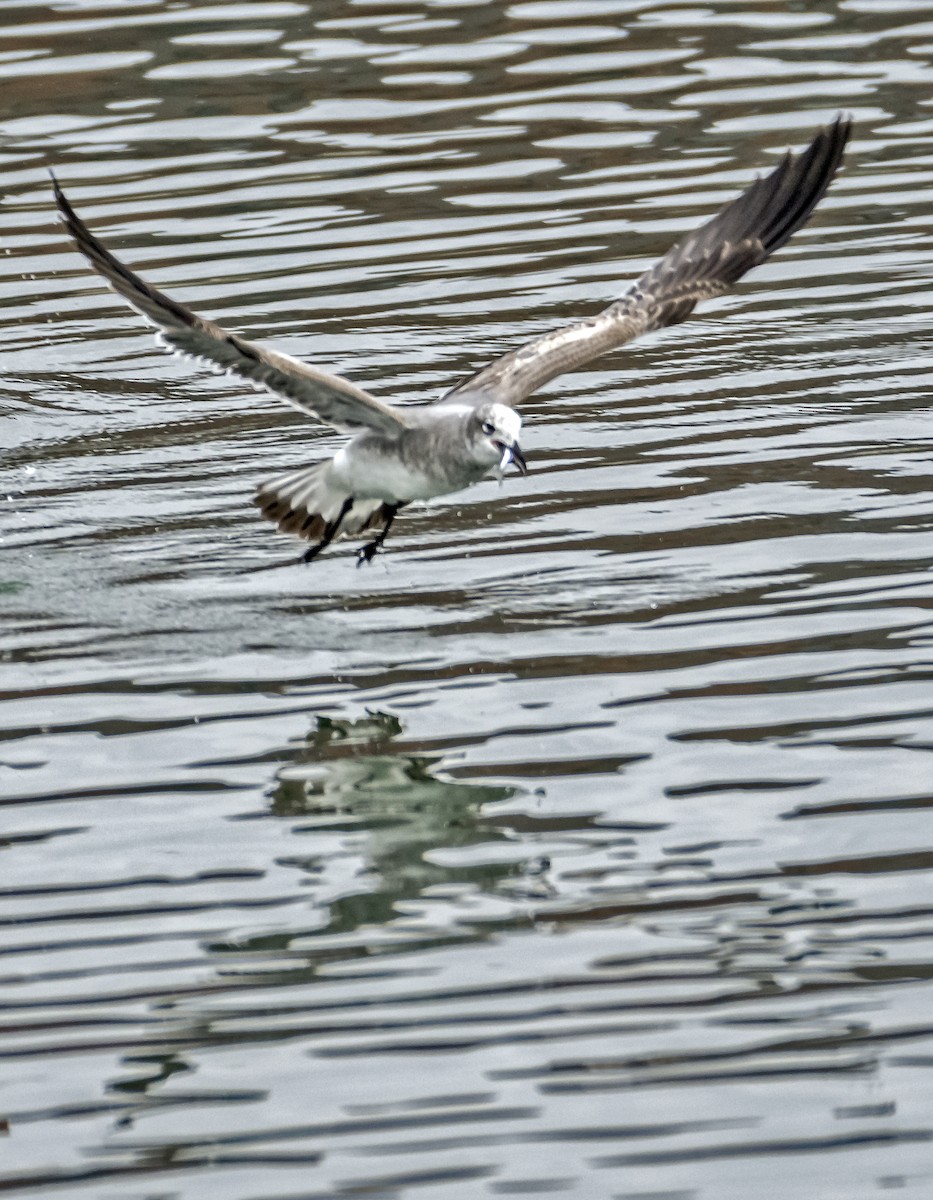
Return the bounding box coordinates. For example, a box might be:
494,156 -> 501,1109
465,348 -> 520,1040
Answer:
51,173 -> 205,337
51,172 -> 89,253
757,114 -> 851,256
756,116 -> 850,256
645,114 -> 850,297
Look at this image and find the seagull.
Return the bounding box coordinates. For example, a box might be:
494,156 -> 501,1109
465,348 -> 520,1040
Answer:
52,116 -> 850,567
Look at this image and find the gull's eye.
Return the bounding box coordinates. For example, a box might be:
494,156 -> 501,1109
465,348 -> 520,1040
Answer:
481,420 -> 495,436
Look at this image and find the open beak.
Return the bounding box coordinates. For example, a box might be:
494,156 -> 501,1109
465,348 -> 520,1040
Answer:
496,441 -> 528,476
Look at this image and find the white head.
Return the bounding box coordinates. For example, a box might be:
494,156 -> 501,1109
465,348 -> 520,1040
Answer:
470,402 -> 526,475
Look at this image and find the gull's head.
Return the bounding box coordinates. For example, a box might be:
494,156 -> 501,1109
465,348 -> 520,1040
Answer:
470,402 -> 526,477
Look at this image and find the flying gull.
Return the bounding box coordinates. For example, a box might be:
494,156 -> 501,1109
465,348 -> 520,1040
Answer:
51,116 -> 850,566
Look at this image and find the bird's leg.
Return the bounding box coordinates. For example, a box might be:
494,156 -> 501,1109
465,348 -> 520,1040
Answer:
303,496 -> 354,563
357,503 -> 401,567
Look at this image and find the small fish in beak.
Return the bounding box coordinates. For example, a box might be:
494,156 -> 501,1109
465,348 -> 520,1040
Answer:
496,441 -> 528,476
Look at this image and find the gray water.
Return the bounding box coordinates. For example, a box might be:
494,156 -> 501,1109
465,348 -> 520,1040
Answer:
3,1 -> 933,1196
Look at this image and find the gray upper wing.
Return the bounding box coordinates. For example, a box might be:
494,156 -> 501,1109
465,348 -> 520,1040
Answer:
443,116 -> 851,408
52,176 -> 409,436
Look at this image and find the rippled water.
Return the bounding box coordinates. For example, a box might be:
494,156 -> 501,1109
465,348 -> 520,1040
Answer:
4,1 -> 933,1196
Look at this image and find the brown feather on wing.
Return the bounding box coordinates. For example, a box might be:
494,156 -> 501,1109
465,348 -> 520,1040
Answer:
443,116 -> 851,407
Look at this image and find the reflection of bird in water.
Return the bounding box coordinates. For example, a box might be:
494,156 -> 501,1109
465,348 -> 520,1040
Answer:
52,117 -> 850,567
269,712 -> 522,913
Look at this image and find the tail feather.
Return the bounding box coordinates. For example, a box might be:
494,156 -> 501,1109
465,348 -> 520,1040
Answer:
254,460 -> 387,545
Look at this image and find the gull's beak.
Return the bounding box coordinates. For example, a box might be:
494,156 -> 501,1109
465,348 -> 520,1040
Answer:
497,441 -> 528,476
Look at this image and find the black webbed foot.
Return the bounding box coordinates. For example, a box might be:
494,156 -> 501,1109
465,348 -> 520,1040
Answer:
355,501 -> 402,568
356,540 -> 380,567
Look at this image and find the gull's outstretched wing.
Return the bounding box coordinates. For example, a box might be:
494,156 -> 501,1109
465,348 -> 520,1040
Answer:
444,116 -> 851,407
52,176 -> 409,436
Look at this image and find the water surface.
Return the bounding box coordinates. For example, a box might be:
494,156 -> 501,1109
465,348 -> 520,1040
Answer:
4,1 -> 933,1196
